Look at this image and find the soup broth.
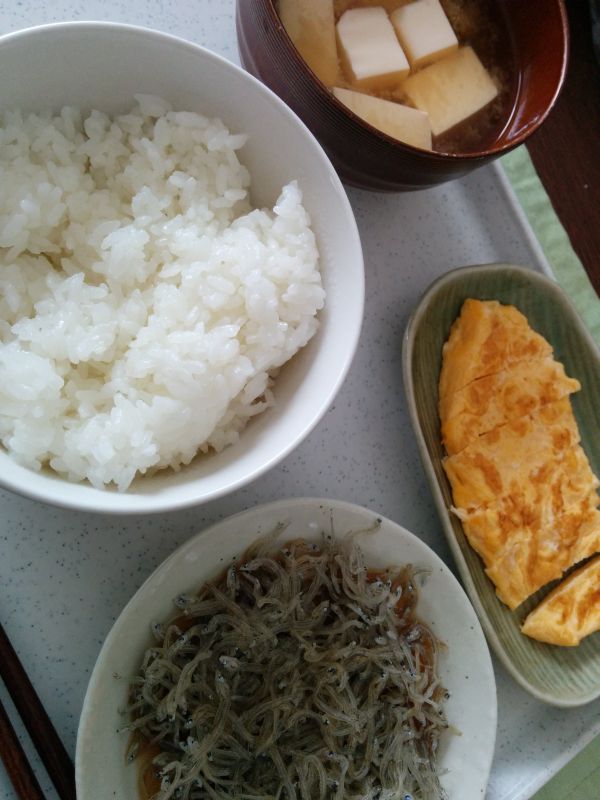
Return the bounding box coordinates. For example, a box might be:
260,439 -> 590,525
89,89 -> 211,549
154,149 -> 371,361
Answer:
435,0 -> 516,153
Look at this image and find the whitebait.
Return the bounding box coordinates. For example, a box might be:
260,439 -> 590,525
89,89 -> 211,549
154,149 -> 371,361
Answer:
124,528 -> 449,799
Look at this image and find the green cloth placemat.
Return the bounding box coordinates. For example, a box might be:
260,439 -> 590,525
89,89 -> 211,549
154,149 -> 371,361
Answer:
500,146 -> 600,800
501,147 -> 600,344
530,735 -> 600,800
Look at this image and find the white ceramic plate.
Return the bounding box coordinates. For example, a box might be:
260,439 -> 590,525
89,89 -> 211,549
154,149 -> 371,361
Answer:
76,498 -> 497,799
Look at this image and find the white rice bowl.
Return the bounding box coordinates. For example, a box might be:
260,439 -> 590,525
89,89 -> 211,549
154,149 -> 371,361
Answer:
0,22 -> 364,514
0,96 -> 325,491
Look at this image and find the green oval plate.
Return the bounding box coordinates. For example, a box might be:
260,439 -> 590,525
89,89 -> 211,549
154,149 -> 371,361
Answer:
403,263 -> 600,707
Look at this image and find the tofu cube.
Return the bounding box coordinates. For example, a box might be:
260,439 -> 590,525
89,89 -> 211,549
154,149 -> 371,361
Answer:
391,0 -> 458,69
336,7 -> 410,91
279,0 -> 339,86
402,46 -> 499,136
333,87 -> 432,150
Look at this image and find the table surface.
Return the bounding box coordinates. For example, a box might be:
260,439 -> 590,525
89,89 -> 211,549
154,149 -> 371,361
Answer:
0,3 -> 599,800
526,0 -> 600,296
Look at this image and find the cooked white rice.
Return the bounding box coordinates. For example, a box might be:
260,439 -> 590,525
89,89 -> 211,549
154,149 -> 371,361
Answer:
0,95 -> 324,491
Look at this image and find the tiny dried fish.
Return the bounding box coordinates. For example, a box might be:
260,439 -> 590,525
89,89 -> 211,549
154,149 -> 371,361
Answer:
123,529 -> 449,799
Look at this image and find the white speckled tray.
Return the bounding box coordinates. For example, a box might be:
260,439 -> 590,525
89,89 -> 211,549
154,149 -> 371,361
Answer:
0,4 -> 598,800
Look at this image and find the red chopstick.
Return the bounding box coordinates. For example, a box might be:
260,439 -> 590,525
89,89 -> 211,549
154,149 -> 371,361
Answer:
0,698 -> 47,800
0,622 -> 76,800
